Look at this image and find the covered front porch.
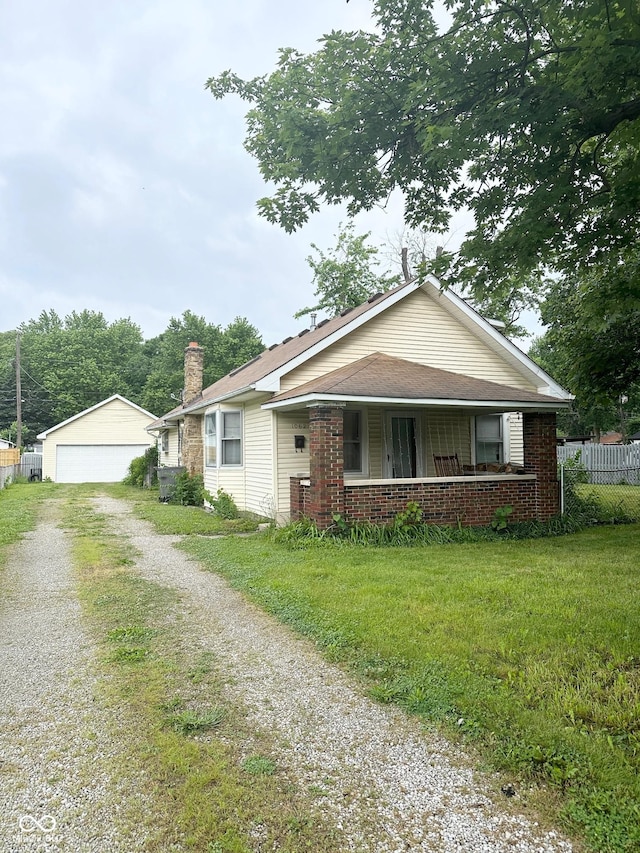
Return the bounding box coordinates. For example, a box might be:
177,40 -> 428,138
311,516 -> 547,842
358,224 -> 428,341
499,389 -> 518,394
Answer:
287,404 -> 558,529
264,352 -> 565,529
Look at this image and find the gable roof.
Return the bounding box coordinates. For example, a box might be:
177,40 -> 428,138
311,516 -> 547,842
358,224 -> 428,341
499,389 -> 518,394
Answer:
156,277 -> 571,424
37,394 -> 158,439
263,353 -> 569,411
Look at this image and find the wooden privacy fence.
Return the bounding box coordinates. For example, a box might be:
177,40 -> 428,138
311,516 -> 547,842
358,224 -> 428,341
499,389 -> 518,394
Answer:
0,448 -> 20,466
558,443 -> 640,485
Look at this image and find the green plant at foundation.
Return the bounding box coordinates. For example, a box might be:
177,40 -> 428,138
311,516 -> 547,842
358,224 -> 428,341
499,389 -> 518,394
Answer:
491,505 -> 513,532
170,470 -> 207,506
208,488 -> 239,519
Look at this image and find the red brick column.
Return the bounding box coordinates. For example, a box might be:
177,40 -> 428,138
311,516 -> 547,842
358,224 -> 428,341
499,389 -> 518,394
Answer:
290,476 -> 306,521
523,412 -> 559,520
307,405 -> 345,530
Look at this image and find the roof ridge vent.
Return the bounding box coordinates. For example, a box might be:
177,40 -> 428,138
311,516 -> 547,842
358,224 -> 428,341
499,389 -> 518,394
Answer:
367,291 -> 384,303
268,343 -> 279,350
281,336 -> 293,344
340,306 -> 354,317
317,318 -> 330,328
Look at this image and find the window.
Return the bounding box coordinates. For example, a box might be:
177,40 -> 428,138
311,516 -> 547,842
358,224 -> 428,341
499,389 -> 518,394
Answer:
205,410 -> 243,467
343,410 -> 362,473
476,415 -> 504,464
161,431 -> 169,454
205,413 -> 217,467
221,411 -> 242,465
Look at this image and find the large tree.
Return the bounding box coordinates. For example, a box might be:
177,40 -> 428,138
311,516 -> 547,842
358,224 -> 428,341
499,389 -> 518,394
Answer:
140,311 -> 263,415
295,221 -> 399,320
14,311 -> 148,442
208,0 -> 640,339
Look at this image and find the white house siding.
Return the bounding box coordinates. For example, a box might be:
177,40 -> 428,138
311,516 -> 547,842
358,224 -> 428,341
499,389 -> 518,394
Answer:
280,289 -> 536,393
275,410 -> 311,519
202,403 -> 273,518
41,398 -> 153,481
243,403 -> 275,517
507,413 -> 524,464
157,425 -> 182,468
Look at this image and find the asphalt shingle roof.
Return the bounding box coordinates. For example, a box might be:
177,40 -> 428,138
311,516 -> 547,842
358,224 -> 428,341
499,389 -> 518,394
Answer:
267,353 -> 563,406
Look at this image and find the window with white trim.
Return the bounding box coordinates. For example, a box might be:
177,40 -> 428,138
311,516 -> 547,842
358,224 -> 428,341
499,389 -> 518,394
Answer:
160,430 -> 169,454
205,413 -> 217,467
205,410 -> 243,467
221,411 -> 242,465
475,415 -> 504,464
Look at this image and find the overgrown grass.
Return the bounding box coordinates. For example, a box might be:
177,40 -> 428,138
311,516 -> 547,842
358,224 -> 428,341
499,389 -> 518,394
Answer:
65,491 -> 339,852
105,484 -> 262,535
177,524 -> 640,853
0,481 -> 57,557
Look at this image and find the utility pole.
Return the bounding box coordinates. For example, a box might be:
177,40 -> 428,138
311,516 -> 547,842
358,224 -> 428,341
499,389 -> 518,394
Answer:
16,332 -> 22,450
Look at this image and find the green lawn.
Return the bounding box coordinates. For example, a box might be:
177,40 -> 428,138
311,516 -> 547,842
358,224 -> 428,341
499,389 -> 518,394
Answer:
179,522 -> 640,853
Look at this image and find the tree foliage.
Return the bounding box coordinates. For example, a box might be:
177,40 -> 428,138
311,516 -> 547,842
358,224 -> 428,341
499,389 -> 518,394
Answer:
0,310 -> 263,445
529,266 -> 640,437
208,0 -> 640,305
140,312 -> 263,415
295,221 -> 399,319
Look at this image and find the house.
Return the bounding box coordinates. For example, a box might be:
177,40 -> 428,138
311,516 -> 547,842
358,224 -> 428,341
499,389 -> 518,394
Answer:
150,278 -> 572,528
38,395 -> 157,483
630,431 -> 640,444
599,431 -> 624,445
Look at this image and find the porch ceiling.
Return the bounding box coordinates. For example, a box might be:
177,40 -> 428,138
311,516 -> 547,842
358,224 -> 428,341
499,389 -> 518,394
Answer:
263,352 -> 571,412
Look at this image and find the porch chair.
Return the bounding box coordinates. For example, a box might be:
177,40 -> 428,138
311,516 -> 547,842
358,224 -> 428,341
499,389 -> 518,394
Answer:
433,454 -> 463,477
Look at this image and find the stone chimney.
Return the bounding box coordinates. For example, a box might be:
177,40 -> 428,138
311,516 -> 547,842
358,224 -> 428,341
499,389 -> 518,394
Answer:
181,342 -> 204,476
183,342 -> 204,406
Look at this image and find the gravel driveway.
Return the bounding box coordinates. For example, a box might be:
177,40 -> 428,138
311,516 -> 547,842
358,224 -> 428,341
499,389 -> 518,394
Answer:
1,494 -> 574,852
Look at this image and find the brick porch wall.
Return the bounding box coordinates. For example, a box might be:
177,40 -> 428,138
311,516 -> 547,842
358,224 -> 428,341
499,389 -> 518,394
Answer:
344,477 -> 537,526
291,409 -> 559,528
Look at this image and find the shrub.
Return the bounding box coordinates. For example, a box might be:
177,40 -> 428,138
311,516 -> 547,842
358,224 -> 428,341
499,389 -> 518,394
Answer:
170,470 -> 207,506
207,488 -> 239,519
123,446 -> 158,488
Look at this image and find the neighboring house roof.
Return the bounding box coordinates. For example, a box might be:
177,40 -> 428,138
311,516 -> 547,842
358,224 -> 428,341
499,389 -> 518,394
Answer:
600,431 -> 623,445
263,353 -> 567,411
629,430 -> 640,442
153,277 -> 572,426
37,394 -> 158,439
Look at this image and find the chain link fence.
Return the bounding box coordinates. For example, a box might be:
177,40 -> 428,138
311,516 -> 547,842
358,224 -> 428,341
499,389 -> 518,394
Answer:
559,445 -> 640,523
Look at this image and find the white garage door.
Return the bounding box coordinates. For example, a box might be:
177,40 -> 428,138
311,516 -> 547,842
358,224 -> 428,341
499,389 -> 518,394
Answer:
55,445 -> 150,483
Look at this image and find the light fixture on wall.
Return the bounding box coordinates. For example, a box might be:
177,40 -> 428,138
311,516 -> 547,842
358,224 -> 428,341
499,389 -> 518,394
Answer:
294,435 -> 305,451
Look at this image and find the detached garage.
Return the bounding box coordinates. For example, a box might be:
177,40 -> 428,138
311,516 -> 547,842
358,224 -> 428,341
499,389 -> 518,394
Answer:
38,395 -> 158,483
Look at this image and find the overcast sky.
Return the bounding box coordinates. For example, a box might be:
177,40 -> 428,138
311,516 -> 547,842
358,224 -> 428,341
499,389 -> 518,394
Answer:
1,1 -> 537,349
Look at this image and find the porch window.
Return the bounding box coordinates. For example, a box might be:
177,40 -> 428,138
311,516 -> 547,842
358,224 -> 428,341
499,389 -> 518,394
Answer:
344,410 -> 362,473
476,414 -> 504,464
205,413 -> 217,467
160,431 -> 169,454
221,411 -> 242,465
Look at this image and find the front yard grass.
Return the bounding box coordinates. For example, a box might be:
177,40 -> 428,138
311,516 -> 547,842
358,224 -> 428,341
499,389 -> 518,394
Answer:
65,492 -> 340,851
0,480 -> 57,558
179,523 -> 640,853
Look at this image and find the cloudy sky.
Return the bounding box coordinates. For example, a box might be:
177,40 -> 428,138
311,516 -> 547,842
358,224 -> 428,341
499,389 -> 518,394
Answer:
2,1 -> 535,349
